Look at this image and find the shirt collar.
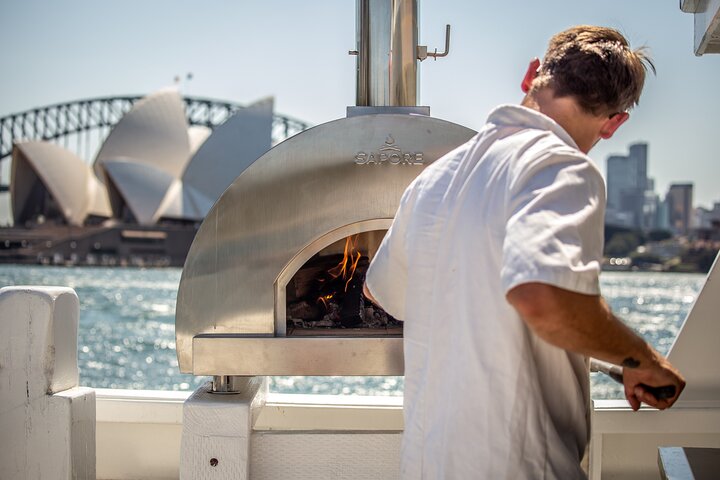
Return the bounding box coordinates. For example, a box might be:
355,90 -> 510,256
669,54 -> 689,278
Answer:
486,104 -> 580,151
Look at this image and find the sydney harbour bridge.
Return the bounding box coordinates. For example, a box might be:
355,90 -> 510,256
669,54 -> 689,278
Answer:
0,95 -> 311,192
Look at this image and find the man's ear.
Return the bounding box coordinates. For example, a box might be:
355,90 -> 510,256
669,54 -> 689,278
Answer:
600,112 -> 629,139
521,58 -> 541,93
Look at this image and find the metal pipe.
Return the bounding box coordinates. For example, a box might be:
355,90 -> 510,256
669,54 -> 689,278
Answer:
211,375 -> 244,394
356,0 -> 418,106
426,24 -> 451,59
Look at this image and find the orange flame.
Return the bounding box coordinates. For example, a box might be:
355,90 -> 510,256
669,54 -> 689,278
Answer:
316,235 -> 364,310
327,235 -> 363,292
318,293 -> 334,309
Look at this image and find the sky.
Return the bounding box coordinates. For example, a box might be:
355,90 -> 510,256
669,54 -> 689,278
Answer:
1,0 -> 719,211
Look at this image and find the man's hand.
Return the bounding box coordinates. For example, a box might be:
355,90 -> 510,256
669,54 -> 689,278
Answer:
622,355 -> 685,411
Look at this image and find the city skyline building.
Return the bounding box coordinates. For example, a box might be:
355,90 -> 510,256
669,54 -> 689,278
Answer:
605,142 -> 651,229
697,202 -> 720,229
604,143 -> 710,236
695,202 -> 720,241
666,183 -> 694,235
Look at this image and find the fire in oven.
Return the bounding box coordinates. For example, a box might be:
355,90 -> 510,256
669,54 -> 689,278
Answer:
286,231 -> 401,335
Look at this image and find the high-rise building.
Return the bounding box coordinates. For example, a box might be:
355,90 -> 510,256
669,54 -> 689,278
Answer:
666,183 -> 694,235
698,202 -> 720,228
643,188 -> 661,231
696,202 -> 720,241
656,199 -> 671,230
606,142 -> 649,229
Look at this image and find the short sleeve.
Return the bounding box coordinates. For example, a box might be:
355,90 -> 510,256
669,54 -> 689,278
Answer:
501,150 -> 605,296
364,187 -> 415,320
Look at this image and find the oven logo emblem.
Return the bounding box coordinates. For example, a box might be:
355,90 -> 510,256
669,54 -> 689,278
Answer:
354,135 -> 424,165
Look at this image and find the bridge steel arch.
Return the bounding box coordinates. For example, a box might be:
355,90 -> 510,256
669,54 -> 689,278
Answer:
0,95 -> 311,189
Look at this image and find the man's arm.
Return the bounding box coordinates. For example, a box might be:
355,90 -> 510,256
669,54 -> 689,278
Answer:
506,282 -> 685,411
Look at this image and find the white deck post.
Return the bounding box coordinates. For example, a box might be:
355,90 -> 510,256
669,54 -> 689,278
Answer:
0,286 -> 96,480
588,408 -> 603,480
667,252 -> 720,402
180,377 -> 267,480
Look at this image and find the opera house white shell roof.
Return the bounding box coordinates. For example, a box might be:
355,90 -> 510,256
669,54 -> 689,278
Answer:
158,97 -> 274,221
11,141 -> 110,227
94,88 -> 192,179
187,126 -> 212,157
102,160 -> 176,225
93,89 -> 195,224
9,88 -> 278,228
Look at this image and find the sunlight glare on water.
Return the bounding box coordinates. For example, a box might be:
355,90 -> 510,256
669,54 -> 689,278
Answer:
0,266 -> 706,399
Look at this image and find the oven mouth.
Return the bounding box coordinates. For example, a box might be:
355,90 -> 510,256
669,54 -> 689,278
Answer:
275,219 -> 398,337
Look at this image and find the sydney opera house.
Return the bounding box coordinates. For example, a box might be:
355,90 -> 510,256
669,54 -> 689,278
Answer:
0,89 -> 292,266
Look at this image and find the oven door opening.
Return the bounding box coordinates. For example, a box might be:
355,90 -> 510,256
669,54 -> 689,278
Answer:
285,229 -> 402,337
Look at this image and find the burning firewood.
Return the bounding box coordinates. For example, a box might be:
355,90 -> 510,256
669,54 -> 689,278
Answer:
286,235 -> 402,333
340,275 -> 365,327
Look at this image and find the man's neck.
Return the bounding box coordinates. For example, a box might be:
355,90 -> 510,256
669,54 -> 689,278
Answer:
521,88 -> 602,154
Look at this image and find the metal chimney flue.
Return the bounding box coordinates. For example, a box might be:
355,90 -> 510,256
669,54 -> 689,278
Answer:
355,0 -> 419,107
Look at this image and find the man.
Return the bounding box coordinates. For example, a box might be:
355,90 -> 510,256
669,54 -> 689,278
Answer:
363,25 -> 685,479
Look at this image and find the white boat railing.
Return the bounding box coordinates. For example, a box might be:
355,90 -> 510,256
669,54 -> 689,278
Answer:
3,253 -> 719,479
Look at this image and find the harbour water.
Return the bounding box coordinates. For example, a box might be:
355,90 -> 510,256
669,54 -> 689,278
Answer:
0,265 -> 705,399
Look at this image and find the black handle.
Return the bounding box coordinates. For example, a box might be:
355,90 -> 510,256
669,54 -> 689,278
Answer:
593,360 -> 677,401
639,384 -> 676,401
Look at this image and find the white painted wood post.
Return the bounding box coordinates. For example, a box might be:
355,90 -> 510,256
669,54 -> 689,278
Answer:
180,377 -> 267,480
668,252 -> 720,402
0,286 -> 96,480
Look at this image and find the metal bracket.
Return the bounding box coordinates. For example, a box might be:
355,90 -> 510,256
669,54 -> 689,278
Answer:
351,24 -> 451,62
418,24 -> 451,61
210,375 -> 245,394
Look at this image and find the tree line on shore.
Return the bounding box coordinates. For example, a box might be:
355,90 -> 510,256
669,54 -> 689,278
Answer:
604,226 -> 719,273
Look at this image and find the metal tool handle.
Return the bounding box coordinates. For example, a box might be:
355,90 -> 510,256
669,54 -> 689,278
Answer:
417,25 -> 451,61
427,24 -> 451,59
590,359 -> 677,401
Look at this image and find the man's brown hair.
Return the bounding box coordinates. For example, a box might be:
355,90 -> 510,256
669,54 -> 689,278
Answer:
534,25 -> 654,116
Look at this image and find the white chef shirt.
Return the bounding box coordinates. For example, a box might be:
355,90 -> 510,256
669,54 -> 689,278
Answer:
365,105 -> 605,479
